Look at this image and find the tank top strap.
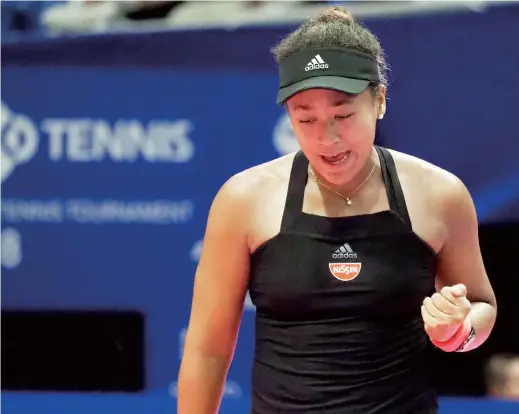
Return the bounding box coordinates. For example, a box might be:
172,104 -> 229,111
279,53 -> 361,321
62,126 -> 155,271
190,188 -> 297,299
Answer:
375,146 -> 412,228
280,150 -> 308,231
280,147 -> 412,231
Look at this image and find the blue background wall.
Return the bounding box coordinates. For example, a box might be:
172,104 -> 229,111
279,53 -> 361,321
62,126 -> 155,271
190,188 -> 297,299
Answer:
2,2 -> 519,413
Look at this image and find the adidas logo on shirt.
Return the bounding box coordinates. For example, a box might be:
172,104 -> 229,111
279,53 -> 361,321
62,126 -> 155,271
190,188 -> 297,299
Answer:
329,243 -> 362,281
332,243 -> 358,259
305,54 -> 329,71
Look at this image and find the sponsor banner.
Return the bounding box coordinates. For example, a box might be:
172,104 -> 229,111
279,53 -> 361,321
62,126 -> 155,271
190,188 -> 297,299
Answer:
0,69 -> 271,392
2,4 -> 518,397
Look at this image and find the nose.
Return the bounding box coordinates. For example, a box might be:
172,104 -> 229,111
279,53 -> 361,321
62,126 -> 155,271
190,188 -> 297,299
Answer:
320,119 -> 340,144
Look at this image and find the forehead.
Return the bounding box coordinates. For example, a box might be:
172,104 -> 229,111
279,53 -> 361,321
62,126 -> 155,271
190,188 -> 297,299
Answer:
287,88 -> 359,110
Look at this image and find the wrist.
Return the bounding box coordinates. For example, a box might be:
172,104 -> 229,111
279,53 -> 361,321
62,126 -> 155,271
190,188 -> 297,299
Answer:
430,317 -> 474,352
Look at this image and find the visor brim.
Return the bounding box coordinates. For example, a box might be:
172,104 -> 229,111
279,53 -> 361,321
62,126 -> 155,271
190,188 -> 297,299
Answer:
276,76 -> 371,105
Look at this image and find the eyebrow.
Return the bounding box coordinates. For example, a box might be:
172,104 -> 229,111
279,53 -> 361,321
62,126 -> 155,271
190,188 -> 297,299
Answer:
293,95 -> 356,111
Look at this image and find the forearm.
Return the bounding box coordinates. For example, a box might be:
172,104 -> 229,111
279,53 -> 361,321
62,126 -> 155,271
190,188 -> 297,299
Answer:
177,351 -> 230,414
463,301 -> 497,352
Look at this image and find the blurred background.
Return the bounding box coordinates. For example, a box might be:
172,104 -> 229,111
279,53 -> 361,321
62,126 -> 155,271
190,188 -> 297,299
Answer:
1,0 -> 519,413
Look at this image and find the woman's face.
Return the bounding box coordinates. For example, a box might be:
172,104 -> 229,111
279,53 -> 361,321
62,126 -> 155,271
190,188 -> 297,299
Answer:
286,87 -> 385,186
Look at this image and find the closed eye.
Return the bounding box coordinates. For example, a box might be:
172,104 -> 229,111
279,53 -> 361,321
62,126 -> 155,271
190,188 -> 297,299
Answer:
300,113 -> 354,124
335,113 -> 354,120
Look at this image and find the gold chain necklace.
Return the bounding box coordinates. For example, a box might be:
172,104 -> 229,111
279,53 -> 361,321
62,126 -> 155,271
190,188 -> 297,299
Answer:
309,157 -> 377,206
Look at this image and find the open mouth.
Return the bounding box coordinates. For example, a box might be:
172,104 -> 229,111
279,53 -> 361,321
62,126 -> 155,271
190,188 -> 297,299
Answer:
321,151 -> 350,165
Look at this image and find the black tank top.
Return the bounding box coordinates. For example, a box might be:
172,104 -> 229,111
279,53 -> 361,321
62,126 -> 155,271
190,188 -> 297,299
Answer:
248,147 -> 438,413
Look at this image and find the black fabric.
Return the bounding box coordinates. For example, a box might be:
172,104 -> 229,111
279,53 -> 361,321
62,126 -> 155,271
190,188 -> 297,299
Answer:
276,76 -> 371,106
249,147 -> 438,413
278,48 -> 380,88
277,48 -> 380,104
375,146 -> 411,228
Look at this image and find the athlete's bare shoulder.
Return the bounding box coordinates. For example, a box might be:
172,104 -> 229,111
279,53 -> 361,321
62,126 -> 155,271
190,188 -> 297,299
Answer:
389,148 -> 463,186
239,152 -> 296,182
216,153 -> 297,251
222,152 -> 296,199
387,148 -> 471,210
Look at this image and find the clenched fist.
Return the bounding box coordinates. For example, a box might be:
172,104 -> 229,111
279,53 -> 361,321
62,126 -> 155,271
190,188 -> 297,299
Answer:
421,284 -> 472,343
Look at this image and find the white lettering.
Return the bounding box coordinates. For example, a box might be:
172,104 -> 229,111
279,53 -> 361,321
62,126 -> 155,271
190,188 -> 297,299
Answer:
305,63 -> 329,71
93,120 -> 147,162
0,198 -> 193,224
332,264 -> 360,274
2,115 -> 39,163
66,120 -> 93,161
1,227 -> 23,269
42,119 -> 195,163
1,199 -> 64,223
42,119 -> 67,161
66,199 -> 194,224
129,120 -> 158,162
332,252 -> 357,259
147,120 -> 194,162
90,120 -> 117,161
2,103 -> 197,185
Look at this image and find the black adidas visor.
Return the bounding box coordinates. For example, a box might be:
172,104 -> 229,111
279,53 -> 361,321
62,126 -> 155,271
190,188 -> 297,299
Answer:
276,48 -> 380,105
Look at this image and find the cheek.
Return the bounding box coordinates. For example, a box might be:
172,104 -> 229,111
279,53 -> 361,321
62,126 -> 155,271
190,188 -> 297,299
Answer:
292,122 -> 322,146
340,114 -> 376,143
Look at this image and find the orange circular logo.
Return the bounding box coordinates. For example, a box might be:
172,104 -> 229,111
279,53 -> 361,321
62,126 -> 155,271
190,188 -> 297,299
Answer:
328,263 -> 362,281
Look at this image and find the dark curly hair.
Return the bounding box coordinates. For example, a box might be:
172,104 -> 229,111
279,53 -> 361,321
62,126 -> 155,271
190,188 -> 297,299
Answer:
272,6 -> 389,97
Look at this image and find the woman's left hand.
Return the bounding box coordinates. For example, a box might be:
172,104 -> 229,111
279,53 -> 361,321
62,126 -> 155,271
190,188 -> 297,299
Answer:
421,284 -> 472,342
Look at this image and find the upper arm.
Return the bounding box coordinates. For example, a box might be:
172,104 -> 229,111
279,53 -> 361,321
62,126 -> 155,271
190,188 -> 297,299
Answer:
436,177 -> 496,307
183,176 -> 252,359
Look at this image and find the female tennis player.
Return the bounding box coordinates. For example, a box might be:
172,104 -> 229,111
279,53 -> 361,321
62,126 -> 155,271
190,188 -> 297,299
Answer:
177,6 -> 497,413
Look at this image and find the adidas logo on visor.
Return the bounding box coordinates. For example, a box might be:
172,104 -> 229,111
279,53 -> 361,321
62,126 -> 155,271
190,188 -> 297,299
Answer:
305,54 -> 329,72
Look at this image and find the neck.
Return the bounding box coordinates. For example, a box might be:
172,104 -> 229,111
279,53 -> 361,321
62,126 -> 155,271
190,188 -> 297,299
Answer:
310,147 -> 378,197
